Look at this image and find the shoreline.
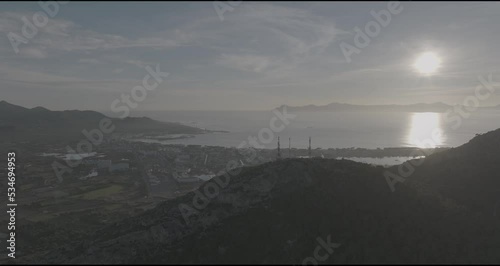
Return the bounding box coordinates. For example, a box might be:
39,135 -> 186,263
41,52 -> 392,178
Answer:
123,138 -> 449,159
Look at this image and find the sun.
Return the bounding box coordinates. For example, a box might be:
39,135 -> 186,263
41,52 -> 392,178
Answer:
413,52 -> 441,75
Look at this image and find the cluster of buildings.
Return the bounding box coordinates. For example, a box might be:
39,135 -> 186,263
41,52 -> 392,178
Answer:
80,158 -> 130,180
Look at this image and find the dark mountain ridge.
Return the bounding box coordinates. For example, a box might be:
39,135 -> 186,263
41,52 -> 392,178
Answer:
397,127 -> 500,215
0,101 -> 206,141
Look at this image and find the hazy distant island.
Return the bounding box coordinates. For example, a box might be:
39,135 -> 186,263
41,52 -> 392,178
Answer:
279,102 -> 500,113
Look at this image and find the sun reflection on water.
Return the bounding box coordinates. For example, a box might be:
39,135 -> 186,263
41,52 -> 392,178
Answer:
406,112 -> 445,148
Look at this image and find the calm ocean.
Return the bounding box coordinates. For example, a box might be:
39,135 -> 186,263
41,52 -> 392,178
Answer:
130,110 -> 500,149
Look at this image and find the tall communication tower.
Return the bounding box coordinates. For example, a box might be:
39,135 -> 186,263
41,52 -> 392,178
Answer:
277,136 -> 281,160
308,136 -> 312,158
289,137 -> 291,158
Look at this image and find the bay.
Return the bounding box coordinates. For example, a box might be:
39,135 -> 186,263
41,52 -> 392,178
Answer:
130,110 -> 500,149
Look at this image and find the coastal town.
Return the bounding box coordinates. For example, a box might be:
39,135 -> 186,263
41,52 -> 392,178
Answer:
1,135 -> 448,227
0,129 -> 448,263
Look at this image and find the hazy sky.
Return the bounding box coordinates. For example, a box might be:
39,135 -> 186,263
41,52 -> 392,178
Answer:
1,2 -> 500,111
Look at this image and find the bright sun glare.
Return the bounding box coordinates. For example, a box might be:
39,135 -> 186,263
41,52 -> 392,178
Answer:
414,52 -> 441,75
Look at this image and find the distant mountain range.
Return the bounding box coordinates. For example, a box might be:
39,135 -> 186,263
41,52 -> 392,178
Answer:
0,101 -> 207,141
30,127 -> 500,263
278,102 -> 500,112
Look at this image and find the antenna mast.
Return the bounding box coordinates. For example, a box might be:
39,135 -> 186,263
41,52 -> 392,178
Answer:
289,137 -> 291,158
277,136 -> 281,160
308,136 -> 311,158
